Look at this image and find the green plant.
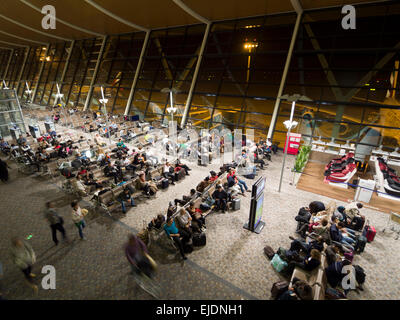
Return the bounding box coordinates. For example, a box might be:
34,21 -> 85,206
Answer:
293,144 -> 311,173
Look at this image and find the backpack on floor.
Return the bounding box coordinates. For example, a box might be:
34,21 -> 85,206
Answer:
354,235 -> 367,253
354,265 -> 366,285
271,254 -> 288,273
271,281 -> 289,300
264,245 -> 275,260
193,233 -> 206,247
183,242 -> 194,254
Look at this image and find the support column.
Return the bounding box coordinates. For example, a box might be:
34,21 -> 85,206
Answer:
83,36 -> 108,111
59,40 -> 75,92
3,48 -> 14,83
32,44 -> 49,102
180,22 -> 211,128
15,47 -> 30,94
124,31 -> 150,116
267,12 -> 302,139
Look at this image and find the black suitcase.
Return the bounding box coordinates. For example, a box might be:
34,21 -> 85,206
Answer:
183,242 -> 194,253
161,179 -> 169,189
193,233 -> 206,246
271,281 -> 289,299
264,245 -> 275,260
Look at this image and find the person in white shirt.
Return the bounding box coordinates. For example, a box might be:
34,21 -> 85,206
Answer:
163,162 -> 175,185
71,200 -> 87,240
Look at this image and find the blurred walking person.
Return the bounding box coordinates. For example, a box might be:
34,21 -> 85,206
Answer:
45,201 -> 68,245
10,237 -> 38,293
0,159 -> 10,182
71,200 -> 88,240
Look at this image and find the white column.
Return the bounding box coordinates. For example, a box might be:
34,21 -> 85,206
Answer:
15,47 -> 30,94
267,12 -> 302,139
59,40 -> 75,92
32,44 -> 50,102
180,22 -> 211,128
124,31 -> 150,116
83,36 -> 108,111
3,48 -> 14,82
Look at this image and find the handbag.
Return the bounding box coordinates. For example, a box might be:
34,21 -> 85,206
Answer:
271,254 -> 288,273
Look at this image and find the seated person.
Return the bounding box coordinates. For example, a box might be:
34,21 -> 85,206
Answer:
17,135 -> 27,146
103,162 -> 119,184
35,147 -> 50,163
209,171 -> 218,182
81,169 -> 103,189
148,214 -> 165,230
136,172 -> 158,196
167,202 -> 177,219
227,168 -> 250,194
288,236 -> 325,258
286,249 -> 321,275
186,201 -> 206,230
253,149 -> 266,169
277,278 -> 313,300
325,259 -> 352,288
20,142 -> 33,156
266,138 -> 278,154
163,217 -> 187,260
117,186 -> 136,214
71,175 -> 88,197
196,176 -> 211,193
116,139 -> 128,150
330,220 -> 355,250
176,208 -> 201,234
227,175 -> 244,197
133,153 -> 146,169
0,139 -> 10,154
175,160 -> 191,175
174,189 -> 197,206
343,202 -> 365,230
212,185 -> 228,213
163,161 -> 176,185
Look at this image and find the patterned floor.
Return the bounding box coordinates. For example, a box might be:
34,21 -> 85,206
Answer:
1,150 -> 399,300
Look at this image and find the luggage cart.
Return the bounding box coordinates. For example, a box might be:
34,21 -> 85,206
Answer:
382,211 -> 400,240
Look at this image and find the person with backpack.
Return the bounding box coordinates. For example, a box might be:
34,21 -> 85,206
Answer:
44,201 -> 68,245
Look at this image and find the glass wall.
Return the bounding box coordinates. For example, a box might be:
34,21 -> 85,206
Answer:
0,1 -> 399,149
280,2 -> 400,150
0,89 -> 26,139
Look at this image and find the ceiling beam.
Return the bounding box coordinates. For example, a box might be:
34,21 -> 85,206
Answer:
0,13 -> 72,41
0,39 -> 28,48
19,0 -> 104,37
0,29 -> 47,45
84,0 -> 149,32
172,0 -> 210,24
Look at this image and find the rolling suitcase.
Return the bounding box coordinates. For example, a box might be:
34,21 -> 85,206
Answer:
264,245 -> 275,260
232,198 -> 240,211
271,281 -> 289,299
363,223 -> 376,243
183,242 -> 193,254
193,233 -> 206,246
161,178 -> 169,189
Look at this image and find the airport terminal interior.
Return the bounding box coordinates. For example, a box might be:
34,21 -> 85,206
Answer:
0,0 -> 400,301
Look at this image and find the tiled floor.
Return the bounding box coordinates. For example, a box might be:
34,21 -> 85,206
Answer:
1,139 -> 399,300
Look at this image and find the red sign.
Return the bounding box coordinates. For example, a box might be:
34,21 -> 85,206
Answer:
284,133 -> 302,155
